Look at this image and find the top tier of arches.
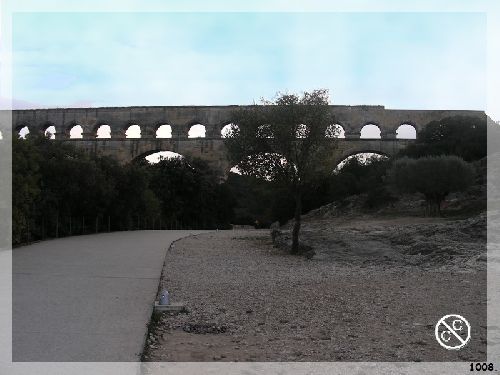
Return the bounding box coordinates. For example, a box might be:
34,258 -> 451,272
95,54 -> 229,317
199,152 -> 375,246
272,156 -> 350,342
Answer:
11,105 -> 484,141
12,120 -> 419,141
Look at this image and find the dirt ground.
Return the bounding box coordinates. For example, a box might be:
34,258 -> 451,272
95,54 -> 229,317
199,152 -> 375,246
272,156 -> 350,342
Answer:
143,216 -> 487,362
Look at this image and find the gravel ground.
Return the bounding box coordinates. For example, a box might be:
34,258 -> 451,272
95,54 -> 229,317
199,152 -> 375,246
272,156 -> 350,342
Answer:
143,216 -> 487,362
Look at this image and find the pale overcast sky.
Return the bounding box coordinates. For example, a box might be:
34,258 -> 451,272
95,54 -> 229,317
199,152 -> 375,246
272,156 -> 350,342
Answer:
3,1 -> 498,120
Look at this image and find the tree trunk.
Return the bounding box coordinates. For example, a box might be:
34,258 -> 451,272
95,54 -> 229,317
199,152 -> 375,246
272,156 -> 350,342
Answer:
291,190 -> 302,255
426,197 -> 442,217
436,198 -> 443,217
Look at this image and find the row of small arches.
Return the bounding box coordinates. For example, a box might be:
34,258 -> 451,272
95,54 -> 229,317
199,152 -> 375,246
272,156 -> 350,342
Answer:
18,124 -> 210,139
16,123 -> 417,140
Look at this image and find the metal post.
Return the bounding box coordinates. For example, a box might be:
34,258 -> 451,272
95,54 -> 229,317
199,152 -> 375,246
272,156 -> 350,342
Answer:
26,218 -> 30,244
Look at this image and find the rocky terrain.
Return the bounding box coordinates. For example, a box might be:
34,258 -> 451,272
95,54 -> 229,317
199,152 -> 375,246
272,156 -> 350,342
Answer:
142,209 -> 487,362
281,212 -> 486,270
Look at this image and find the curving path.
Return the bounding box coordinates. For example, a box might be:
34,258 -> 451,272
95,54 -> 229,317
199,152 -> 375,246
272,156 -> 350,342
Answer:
13,230 -> 203,362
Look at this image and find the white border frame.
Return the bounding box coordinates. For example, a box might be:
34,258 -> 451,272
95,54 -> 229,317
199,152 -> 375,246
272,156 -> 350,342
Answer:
1,1 -> 498,374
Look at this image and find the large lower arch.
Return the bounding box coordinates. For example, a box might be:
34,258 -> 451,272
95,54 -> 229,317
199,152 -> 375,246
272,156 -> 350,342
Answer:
333,151 -> 390,173
132,147 -> 182,164
144,151 -> 184,164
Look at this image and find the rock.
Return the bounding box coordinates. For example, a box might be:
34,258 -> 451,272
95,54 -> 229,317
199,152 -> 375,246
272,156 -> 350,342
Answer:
270,221 -> 288,248
182,323 -> 227,334
270,221 -> 281,242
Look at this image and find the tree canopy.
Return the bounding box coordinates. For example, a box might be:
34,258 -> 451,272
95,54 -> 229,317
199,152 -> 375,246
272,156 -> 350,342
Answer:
224,89 -> 337,253
400,116 -> 486,161
389,155 -> 474,216
12,135 -> 234,245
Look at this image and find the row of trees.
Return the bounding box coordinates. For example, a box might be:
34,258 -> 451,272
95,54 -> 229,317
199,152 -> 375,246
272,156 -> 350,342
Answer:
13,136 -> 234,245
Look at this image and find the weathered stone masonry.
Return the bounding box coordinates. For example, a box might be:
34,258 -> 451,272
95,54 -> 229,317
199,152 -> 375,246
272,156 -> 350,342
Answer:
2,105 -> 486,175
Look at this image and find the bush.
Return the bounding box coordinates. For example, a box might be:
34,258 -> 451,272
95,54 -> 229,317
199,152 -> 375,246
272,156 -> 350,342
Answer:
389,155 -> 474,216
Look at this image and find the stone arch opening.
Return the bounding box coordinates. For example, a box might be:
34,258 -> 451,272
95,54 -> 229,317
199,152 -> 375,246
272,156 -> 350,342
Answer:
96,125 -> 111,139
360,124 -> 381,139
296,124 -> 309,138
396,123 -> 417,139
44,126 -> 56,139
69,125 -> 83,139
156,124 -> 172,138
326,124 -> 345,138
125,124 -> 141,139
221,123 -> 238,138
334,152 -> 389,173
18,126 -> 30,139
145,151 -> 183,164
132,149 -> 184,164
256,124 -> 274,138
188,124 -> 206,138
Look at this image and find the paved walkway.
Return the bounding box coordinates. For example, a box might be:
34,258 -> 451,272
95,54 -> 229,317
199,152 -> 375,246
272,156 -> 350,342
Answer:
13,230 -> 203,362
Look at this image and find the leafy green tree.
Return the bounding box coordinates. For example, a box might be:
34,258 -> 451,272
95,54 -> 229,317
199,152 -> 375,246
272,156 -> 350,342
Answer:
149,157 -> 234,229
389,155 -> 474,216
12,136 -> 42,243
12,134 -> 235,243
224,90 -> 337,254
223,173 -> 276,226
113,163 -> 156,230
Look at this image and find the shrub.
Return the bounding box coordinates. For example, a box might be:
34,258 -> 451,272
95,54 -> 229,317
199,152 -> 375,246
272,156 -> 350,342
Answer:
389,155 -> 474,216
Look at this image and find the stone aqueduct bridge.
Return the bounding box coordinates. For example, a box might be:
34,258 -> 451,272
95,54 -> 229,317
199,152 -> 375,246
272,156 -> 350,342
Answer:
10,105 -> 485,175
